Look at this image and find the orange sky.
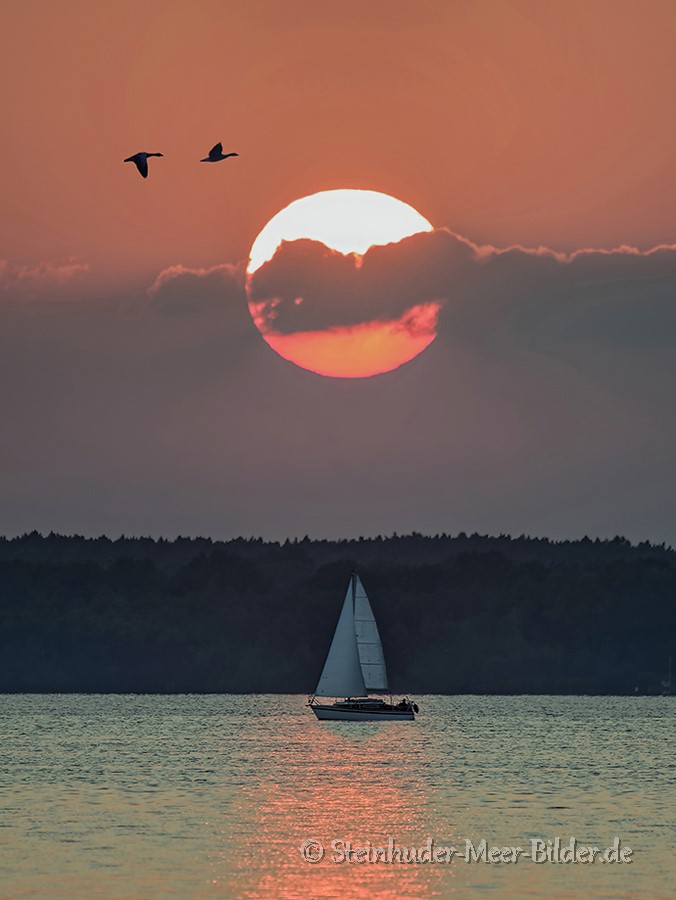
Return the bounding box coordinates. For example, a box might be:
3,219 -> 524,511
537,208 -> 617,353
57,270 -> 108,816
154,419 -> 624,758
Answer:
2,0 -> 675,280
2,1 -> 676,542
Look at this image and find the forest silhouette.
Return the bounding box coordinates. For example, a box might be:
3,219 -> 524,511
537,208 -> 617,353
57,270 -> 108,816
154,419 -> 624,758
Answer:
0,531 -> 673,695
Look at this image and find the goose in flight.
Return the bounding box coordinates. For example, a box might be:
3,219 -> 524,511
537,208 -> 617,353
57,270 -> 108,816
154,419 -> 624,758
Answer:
123,152 -> 164,178
200,142 -> 238,163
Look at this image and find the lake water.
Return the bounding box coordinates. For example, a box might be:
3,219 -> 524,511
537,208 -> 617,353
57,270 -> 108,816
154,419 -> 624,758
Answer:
0,695 -> 673,899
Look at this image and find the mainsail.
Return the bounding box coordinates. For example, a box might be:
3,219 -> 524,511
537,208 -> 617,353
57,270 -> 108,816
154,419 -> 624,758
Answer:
314,573 -> 388,698
314,588 -> 366,697
353,575 -> 389,692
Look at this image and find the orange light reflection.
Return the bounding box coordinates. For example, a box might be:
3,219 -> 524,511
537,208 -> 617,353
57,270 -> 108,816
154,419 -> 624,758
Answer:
211,719 -> 459,899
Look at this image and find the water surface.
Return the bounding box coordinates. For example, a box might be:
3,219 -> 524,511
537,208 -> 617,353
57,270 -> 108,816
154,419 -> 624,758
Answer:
0,695 -> 673,898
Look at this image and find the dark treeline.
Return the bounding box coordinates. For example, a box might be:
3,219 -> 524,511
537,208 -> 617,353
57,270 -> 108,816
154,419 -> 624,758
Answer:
0,531 -> 673,695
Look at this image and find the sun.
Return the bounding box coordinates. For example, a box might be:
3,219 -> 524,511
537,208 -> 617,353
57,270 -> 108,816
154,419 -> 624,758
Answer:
246,189 -> 436,378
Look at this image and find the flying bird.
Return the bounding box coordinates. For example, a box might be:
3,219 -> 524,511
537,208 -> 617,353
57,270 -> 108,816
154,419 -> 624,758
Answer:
123,152 -> 164,178
200,142 -> 238,163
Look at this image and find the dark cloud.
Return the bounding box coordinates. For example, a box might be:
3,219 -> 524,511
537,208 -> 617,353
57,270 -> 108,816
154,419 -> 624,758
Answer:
246,230 -> 676,353
0,238 -> 675,544
247,231 -> 473,334
147,263 -> 246,318
437,239 -> 676,358
0,258 -> 91,302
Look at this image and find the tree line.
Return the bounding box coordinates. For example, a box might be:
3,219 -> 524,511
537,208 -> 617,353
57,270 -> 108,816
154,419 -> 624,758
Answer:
0,531 -> 673,694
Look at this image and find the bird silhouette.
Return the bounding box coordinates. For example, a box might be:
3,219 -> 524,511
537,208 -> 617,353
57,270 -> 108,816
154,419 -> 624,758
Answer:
200,142 -> 238,163
123,152 -> 164,178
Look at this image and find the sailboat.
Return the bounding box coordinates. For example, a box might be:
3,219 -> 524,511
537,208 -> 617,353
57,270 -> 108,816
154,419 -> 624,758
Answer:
308,572 -> 418,721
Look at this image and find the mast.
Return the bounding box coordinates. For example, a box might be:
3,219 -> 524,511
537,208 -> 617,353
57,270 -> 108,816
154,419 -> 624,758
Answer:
352,570 -> 357,615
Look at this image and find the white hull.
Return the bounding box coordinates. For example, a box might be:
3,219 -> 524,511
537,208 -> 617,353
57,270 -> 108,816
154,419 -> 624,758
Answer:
311,704 -> 415,722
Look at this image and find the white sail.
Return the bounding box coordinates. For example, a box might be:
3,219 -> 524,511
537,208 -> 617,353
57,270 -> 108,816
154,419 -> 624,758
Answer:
314,589 -> 366,698
353,575 -> 389,692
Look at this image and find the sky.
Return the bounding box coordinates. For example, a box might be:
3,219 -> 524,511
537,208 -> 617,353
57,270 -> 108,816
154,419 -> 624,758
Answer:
1,0 -> 676,543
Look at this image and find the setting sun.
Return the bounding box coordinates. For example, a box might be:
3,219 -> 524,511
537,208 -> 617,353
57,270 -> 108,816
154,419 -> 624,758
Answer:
246,189 -> 436,378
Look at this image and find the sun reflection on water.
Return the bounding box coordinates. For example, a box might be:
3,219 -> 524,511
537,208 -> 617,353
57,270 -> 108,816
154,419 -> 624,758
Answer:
211,719 -> 458,899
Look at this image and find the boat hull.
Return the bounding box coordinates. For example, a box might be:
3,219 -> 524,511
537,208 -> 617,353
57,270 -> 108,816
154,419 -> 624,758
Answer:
310,704 -> 415,722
